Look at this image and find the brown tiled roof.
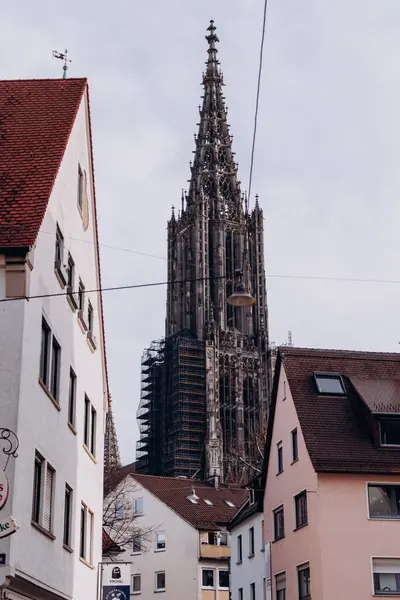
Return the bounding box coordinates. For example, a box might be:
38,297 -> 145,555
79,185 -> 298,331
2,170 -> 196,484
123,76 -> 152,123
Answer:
131,473 -> 247,530
0,78 -> 87,248
270,347 -> 400,474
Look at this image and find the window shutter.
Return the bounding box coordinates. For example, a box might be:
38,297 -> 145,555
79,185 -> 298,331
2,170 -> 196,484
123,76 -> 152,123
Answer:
373,558 -> 400,573
43,466 -> 54,531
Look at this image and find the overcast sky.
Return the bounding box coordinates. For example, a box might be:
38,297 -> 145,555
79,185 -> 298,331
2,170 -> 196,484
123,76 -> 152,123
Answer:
3,1 -> 400,463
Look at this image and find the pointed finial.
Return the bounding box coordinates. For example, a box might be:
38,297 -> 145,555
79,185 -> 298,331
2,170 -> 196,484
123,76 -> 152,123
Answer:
171,205 -> 176,221
181,189 -> 185,212
255,194 -> 260,208
206,20 -> 219,47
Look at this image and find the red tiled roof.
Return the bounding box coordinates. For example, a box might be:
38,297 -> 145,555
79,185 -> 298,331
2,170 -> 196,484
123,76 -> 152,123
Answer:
102,528 -> 122,554
0,78 -> 110,404
0,78 -> 87,248
272,347 -> 400,474
130,473 -> 248,530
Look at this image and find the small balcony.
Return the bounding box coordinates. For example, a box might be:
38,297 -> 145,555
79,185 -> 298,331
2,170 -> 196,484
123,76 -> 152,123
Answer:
199,544 -> 231,560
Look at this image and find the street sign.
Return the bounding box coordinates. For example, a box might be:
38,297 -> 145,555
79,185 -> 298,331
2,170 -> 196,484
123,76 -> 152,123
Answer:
0,471 -> 9,511
101,562 -> 131,600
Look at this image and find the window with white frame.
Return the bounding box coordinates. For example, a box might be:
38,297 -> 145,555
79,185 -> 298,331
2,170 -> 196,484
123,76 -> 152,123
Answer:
114,501 -> 124,520
156,531 -> 166,551
297,563 -> 311,600
39,317 -> 61,403
68,368 -> 77,429
63,484 -> 73,548
277,441 -> 283,474
132,574 -> 141,594
31,451 -> 55,535
261,519 -> 265,550
83,396 -> 96,457
275,572 -> 286,600
237,534 -> 243,563
368,484 -> 400,518
218,570 -> 229,589
202,569 -> 215,588
250,582 -> 256,600
373,558 -> 400,595
80,502 -> 94,565
132,534 -> 142,554
249,526 -> 255,556
134,497 -> 144,515
155,571 -> 165,592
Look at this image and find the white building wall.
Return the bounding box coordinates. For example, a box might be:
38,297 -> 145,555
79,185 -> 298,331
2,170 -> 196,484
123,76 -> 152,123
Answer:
109,479 -> 199,600
230,512 -> 265,600
0,89 -> 106,600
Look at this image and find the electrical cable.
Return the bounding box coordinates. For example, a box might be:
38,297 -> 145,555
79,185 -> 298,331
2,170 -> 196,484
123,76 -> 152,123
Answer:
1,272 -> 400,304
248,0 -> 268,202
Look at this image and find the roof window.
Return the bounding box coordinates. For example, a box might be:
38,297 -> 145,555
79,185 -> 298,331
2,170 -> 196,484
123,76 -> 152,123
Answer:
380,418 -> 400,447
204,499 -> 213,506
314,372 -> 345,396
225,500 -> 235,508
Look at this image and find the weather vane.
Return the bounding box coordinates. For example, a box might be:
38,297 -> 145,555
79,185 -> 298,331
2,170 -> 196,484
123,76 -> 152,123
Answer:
52,49 -> 71,79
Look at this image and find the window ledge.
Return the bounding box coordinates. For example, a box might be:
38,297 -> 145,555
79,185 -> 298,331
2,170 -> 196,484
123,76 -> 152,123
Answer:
248,553 -> 255,559
130,553 -> 142,556
78,313 -> 88,333
86,333 -> 97,353
67,293 -> 78,312
368,516 -> 400,521
155,549 -> 166,553
276,470 -> 283,476
54,267 -> 66,289
63,544 -> 73,554
294,522 -> 308,532
38,379 -> 61,411
291,458 -> 299,465
83,444 -> 97,464
79,557 -> 94,570
132,593 -> 141,596
154,590 -> 166,594
31,521 -> 56,541
68,422 -> 77,436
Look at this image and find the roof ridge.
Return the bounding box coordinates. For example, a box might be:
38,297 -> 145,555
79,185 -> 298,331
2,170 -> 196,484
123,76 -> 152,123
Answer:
281,346 -> 400,360
0,77 -> 88,83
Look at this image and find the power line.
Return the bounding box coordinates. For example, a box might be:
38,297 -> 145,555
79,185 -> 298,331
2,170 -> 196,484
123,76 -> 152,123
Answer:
2,272 -> 400,304
248,0 -> 268,202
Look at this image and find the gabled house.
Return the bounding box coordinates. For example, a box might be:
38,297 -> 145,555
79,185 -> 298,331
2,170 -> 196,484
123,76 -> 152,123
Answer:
103,473 -> 247,599
262,347 -> 400,600
228,476 -> 265,600
0,78 -> 108,600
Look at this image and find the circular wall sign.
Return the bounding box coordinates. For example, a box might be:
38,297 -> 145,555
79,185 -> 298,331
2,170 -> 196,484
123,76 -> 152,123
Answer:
0,471 -> 9,510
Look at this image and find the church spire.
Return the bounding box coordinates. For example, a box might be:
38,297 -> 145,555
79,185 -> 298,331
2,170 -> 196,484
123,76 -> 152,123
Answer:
186,21 -> 243,222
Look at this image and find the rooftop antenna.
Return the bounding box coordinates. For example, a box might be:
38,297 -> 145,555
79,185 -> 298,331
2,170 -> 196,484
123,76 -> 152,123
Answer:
288,331 -> 293,347
52,49 -> 71,79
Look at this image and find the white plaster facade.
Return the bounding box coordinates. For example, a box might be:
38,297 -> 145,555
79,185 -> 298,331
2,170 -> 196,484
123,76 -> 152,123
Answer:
0,84 -> 107,600
230,510 -> 266,600
104,477 -> 232,600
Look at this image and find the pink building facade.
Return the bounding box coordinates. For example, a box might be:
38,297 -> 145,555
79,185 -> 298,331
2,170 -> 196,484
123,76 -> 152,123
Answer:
263,347 -> 400,600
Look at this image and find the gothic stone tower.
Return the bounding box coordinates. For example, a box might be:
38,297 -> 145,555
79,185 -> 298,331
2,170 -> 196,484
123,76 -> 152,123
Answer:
137,21 -> 271,483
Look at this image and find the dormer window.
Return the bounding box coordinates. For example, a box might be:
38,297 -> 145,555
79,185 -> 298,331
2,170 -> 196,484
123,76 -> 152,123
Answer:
204,499 -> 213,506
380,418 -> 400,447
314,372 -> 345,395
225,500 -> 235,508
